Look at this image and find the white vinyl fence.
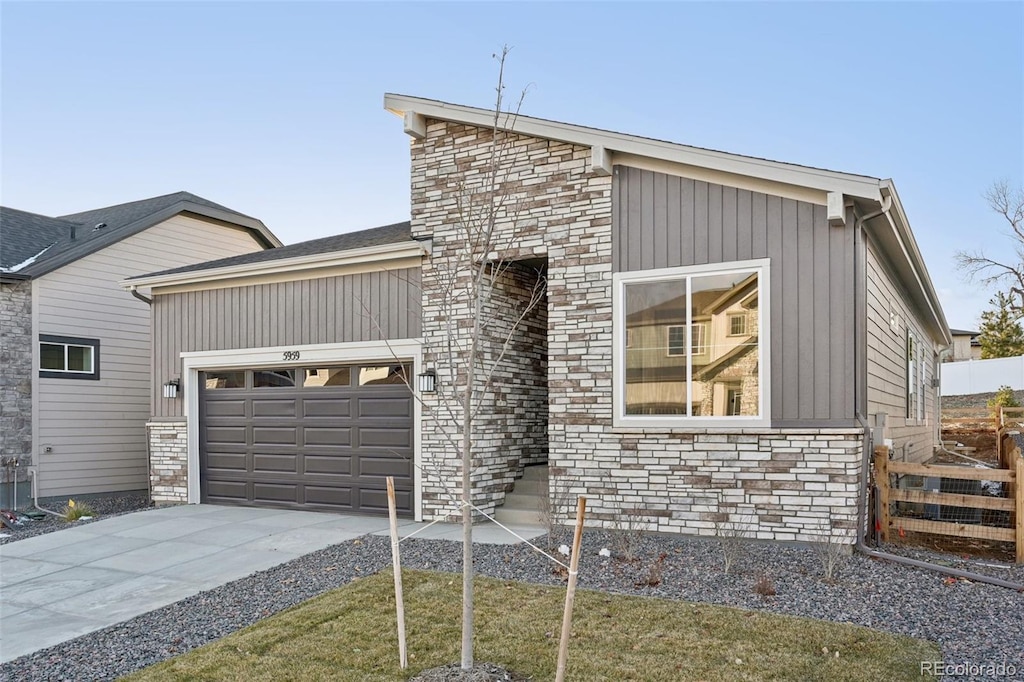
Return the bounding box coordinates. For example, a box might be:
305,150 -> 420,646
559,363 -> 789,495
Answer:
942,356 -> 1024,396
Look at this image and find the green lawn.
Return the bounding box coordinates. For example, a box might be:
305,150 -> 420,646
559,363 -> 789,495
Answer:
123,570 -> 939,681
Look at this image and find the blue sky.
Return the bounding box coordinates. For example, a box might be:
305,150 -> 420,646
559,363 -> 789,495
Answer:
2,1 -> 1021,329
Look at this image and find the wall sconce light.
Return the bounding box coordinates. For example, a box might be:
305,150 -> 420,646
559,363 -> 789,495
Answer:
417,369 -> 437,394
163,378 -> 180,399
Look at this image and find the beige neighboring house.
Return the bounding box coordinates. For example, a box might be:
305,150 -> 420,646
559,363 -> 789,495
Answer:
948,328 -> 981,362
0,192 -> 280,504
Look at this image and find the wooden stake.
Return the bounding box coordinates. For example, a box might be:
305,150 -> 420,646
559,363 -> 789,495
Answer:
386,476 -> 408,669
555,495 -> 587,682
874,446 -> 890,543
1015,457 -> 1023,564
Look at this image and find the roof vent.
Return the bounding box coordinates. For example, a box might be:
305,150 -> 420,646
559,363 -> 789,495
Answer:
93,222 -> 107,231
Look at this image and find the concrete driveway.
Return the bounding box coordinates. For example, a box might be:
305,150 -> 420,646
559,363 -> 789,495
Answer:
0,504 -> 542,663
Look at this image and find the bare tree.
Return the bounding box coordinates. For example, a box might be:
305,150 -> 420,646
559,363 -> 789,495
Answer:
373,47 -> 545,671
956,181 -> 1024,317
366,48 -> 545,672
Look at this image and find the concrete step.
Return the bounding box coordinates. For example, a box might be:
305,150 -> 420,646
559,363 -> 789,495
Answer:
503,492 -> 545,511
520,464 -> 549,481
494,506 -> 544,526
513,478 -> 548,495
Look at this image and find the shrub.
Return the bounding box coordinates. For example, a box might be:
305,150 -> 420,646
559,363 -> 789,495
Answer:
987,385 -> 1020,416
715,512 -> 754,575
63,498 -> 97,522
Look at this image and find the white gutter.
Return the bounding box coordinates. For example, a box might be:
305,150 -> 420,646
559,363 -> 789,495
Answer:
120,239 -> 430,290
877,182 -> 952,347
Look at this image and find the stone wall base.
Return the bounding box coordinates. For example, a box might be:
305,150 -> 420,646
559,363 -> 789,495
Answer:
147,421 -> 188,504
551,429 -> 864,544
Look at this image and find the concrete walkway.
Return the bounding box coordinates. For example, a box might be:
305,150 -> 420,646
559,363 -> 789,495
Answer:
0,504 -> 544,663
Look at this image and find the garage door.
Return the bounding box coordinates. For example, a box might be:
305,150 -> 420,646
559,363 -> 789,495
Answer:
199,363 -> 414,516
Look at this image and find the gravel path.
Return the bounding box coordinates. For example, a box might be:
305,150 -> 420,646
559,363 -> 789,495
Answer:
3,524 -> 1021,682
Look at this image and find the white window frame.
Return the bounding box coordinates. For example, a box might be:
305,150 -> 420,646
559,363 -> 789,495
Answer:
612,258 -> 771,428
906,331 -> 917,420
691,321 -> 708,355
728,313 -> 747,337
39,334 -> 100,380
666,325 -> 687,357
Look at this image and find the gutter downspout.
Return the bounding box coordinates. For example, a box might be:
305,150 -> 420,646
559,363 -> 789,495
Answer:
28,469 -> 65,518
126,285 -> 155,504
853,197 -> 1023,591
128,285 -> 152,306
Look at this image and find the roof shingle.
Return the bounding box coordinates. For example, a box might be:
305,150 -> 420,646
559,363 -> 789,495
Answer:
133,221 -> 415,279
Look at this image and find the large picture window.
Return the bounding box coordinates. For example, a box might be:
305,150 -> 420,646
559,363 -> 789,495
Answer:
614,260 -> 768,426
39,335 -> 100,380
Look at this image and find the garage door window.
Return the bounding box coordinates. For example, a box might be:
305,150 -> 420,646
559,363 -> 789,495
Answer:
254,369 -> 296,388
204,371 -> 245,389
359,364 -> 411,386
304,367 -> 352,387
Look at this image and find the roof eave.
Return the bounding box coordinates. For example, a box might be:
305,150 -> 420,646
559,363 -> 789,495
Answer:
876,181 -> 952,347
121,239 -> 429,290
384,93 -> 886,201
18,201 -> 282,278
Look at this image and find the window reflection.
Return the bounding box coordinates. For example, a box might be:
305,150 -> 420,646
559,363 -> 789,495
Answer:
303,367 -> 351,387
359,364 -> 410,386
253,369 -> 296,388
623,269 -> 760,418
204,371 -> 245,389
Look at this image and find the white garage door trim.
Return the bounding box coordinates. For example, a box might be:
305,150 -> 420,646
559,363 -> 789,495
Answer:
181,339 -> 424,519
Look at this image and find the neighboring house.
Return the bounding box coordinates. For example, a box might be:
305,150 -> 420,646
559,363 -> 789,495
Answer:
0,192 -> 280,505
128,97 -> 950,544
948,328 -> 981,362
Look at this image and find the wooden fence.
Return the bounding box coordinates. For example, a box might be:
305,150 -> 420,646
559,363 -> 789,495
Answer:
998,406 -> 1024,468
874,446 -> 1023,563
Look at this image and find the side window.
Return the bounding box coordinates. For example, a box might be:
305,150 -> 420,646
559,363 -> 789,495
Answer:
906,331 -> 926,421
39,335 -> 100,380
616,260 -> 767,425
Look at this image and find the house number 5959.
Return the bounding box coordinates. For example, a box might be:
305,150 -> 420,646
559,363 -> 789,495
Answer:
283,351 -> 300,361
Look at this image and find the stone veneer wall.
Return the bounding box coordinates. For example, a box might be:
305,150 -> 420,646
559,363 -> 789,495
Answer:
0,281 -> 33,483
147,420 -> 188,504
418,257 -> 549,519
571,430 -> 862,541
410,119 -> 862,541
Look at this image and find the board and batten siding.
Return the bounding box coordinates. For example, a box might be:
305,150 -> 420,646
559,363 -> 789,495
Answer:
34,215 -> 267,497
152,267 -> 423,419
612,165 -> 856,425
864,238 -> 938,462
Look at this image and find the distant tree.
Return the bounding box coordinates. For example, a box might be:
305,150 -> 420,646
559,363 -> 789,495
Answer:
978,292 -> 1024,358
956,181 -> 1024,317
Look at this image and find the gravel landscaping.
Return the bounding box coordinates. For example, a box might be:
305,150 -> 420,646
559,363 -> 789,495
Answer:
0,493 -> 151,544
3,522 -> 1022,682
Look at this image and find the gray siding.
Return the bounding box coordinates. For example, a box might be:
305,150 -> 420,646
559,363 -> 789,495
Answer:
33,215 -> 266,496
153,268 -> 422,418
865,238 -> 938,461
613,165 -> 856,425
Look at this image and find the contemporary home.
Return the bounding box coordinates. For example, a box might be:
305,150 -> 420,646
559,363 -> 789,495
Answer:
127,96 -> 950,542
0,192 -> 280,505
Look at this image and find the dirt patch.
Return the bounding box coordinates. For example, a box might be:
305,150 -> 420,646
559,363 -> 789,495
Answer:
889,531 -> 1016,563
935,429 -> 999,466
409,663 -> 532,681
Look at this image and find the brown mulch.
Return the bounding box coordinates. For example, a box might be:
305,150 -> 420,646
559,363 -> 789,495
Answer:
408,662 -> 533,681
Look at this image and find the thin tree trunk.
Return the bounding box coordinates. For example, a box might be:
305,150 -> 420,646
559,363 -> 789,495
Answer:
461,289 -> 483,670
